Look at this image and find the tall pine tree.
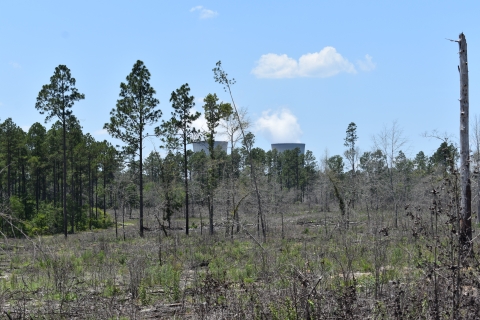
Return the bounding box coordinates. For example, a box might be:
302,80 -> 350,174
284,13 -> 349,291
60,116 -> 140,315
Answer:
104,60 -> 161,237
156,83 -> 200,235
35,65 -> 85,238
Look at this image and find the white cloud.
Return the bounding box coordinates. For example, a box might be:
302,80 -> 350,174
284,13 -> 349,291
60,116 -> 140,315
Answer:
191,107 -> 229,141
252,47 -> 356,79
253,54 -> 298,79
21,125 -> 30,132
190,5 -> 218,19
94,129 -> 108,135
195,96 -> 205,106
357,54 -> 376,71
9,62 -> 21,69
255,108 -> 302,143
192,108 -> 207,132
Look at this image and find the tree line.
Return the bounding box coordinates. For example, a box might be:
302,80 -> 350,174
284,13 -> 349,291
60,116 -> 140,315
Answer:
0,115 -> 117,236
0,60 -> 471,240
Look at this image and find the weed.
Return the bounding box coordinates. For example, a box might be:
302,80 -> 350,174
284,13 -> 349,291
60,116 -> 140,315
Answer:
139,284 -> 150,305
103,279 -> 119,297
128,256 -> 146,299
269,297 -> 296,320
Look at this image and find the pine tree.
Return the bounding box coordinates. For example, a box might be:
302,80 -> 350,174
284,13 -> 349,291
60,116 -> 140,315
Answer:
104,60 -> 161,237
35,65 -> 85,238
202,93 -> 232,234
156,83 -> 200,235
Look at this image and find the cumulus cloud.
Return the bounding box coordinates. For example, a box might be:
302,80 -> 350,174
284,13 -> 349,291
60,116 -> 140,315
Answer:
191,107 -> 229,141
192,109 -> 207,132
357,54 -> 376,71
252,47 -> 356,79
191,100 -> 206,133
190,5 -> 218,19
255,108 -> 302,143
9,62 -> 21,69
195,96 -> 205,106
94,129 -> 108,135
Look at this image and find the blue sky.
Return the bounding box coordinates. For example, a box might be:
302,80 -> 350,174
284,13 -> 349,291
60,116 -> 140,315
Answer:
1,1 -> 479,162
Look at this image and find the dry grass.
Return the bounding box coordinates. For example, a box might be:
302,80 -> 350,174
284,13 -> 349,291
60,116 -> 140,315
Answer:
1,202 -> 480,319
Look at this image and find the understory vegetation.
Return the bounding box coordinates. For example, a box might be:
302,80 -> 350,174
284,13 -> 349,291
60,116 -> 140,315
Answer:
2,167 -> 480,319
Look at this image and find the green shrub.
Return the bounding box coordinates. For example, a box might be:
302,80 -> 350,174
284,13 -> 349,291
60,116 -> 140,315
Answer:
89,208 -> 114,229
269,298 -> 296,320
23,202 -> 62,236
103,279 -> 120,297
145,263 -> 181,302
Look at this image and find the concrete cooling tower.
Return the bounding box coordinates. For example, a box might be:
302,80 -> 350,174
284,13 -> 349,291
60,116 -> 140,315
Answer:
192,141 -> 228,155
271,143 -> 305,154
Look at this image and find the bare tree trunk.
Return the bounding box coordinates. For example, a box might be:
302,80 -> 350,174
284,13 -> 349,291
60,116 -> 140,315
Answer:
457,33 -> 472,251
478,172 -> 480,224
208,195 -> 214,235
62,112 -> 68,238
139,132 -> 144,237
473,115 -> 480,224
184,135 -> 190,236
70,156 -> 75,234
88,156 -> 92,230
214,62 -> 266,241
123,201 -> 126,241
114,194 -> 118,239
104,161 -> 106,220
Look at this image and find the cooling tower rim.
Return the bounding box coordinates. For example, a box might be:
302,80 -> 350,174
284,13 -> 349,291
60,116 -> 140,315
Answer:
190,140 -> 228,144
271,143 -> 305,146
271,143 -> 306,154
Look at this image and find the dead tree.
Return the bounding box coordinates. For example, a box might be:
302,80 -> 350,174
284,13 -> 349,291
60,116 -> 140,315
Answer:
457,33 -> 472,251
